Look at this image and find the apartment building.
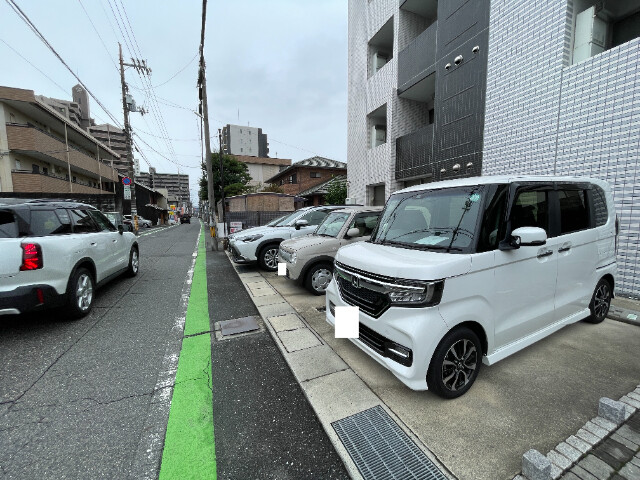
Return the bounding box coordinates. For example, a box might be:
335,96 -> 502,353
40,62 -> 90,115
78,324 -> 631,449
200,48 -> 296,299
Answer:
0,86 -> 120,197
137,167 -> 190,207
37,84 -> 92,131
88,123 -> 131,175
231,154 -> 291,188
348,0 -> 640,295
221,124 -> 269,158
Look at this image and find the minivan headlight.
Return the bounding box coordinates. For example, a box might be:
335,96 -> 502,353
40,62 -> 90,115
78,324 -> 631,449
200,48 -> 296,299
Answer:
290,252 -> 297,264
387,280 -> 444,306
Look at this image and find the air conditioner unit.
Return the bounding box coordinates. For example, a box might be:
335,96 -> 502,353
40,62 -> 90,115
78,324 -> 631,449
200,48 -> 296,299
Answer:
345,197 -> 357,205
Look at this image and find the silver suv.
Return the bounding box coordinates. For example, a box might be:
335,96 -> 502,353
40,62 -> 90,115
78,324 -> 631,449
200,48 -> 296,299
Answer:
279,206 -> 382,294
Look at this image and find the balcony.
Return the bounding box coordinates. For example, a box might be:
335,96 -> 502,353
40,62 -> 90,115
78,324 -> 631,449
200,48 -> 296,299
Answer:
398,21 -> 437,94
395,124 -> 434,180
11,171 -> 112,195
6,124 -> 118,182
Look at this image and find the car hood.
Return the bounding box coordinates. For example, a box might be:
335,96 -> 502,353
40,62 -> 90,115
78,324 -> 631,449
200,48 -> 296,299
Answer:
230,226 -> 273,239
280,235 -> 339,253
334,242 -> 472,280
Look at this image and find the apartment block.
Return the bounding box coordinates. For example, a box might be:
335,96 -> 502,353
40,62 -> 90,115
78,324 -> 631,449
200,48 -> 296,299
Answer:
231,154 -> 291,188
88,124 -> 131,175
137,167 -> 190,207
0,86 -> 120,197
221,124 -> 269,158
348,0 -> 640,296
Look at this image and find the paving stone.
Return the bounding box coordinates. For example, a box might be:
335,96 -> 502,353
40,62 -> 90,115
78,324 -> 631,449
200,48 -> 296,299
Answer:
610,475 -> 626,480
592,439 -> 635,470
550,463 -> 562,479
592,415 -> 618,431
628,413 -> 640,431
612,432 -> 640,451
277,328 -> 322,353
618,461 -> 640,480
523,449 -> 552,480
600,398 -> 628,426
268,313 -> 305,332
549,450 -> 572,470
630,456 -> 640,468
567,435 -> 592,454
560,472 -> 580,480
577,428 -> 601,446
557,442 -> 583,463
569,465 -> 598,480
621,396 -> 640,410
577,455 -> 614,480
628,392 -> 640,403
618,426 -> 640,447
584,421 -> 609,439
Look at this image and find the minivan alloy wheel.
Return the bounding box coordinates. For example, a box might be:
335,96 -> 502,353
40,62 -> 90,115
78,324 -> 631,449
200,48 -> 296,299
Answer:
76,273 -> 93,311
442,339 -> 477,392
593,282 -> 610,318
262,247 -> 279,270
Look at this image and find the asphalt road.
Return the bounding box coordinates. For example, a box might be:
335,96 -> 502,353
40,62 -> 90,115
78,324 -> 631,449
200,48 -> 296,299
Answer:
0,223 -> 200,479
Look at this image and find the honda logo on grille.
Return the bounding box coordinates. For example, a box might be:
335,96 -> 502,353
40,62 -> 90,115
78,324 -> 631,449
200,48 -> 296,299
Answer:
351,275 -> 360,289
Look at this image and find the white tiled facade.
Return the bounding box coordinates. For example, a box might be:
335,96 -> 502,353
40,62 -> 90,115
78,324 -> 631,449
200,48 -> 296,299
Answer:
483,0 -> 640,296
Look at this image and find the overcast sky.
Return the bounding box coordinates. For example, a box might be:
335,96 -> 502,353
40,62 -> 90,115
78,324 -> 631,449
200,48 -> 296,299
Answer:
0,0 -> 348,204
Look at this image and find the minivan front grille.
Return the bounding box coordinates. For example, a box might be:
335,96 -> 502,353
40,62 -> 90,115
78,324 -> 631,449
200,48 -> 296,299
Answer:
337,276 -> 390,318
358,323 -> 385,355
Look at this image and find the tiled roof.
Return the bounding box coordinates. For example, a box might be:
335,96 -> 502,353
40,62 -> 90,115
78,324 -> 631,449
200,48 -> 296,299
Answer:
265,156 -> 347,183
231,155 -> 291,166
298,175 -> 347,197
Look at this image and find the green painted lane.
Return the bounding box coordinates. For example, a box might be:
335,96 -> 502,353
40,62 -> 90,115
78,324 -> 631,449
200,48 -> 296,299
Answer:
160,226 -> 216,479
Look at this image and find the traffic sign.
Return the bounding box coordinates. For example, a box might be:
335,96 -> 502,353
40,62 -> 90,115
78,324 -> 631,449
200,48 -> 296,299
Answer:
123,185 -> 131,200
122,177 -> 132,185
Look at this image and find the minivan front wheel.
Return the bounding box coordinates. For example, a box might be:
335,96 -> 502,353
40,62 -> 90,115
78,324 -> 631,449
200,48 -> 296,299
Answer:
427,327 -> 482,399
305,263 -> 333,295
585,278 -> 612,324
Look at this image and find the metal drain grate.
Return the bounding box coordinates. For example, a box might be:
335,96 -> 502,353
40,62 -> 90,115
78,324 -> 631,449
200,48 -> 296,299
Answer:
219,316 -> 259,336
332,405 -> 448,480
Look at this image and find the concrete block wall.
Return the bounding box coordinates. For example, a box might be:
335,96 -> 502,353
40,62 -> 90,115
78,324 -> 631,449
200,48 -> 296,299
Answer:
483,0 -> 640,296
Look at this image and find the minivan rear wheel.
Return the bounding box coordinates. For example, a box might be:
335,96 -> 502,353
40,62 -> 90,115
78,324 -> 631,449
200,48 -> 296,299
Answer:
66,267 -> 94,319
585,278 -> 611,324
427,327 -> 482,399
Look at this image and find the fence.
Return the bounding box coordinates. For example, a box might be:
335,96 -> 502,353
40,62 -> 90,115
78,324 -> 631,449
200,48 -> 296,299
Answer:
225,211 -> 289,232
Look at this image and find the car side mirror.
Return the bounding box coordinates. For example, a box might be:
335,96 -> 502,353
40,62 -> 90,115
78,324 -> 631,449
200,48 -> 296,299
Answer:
294,219 -> 309,230
345,228 -> 361,238
118,224 -> 124,235
499,226 -> 546,250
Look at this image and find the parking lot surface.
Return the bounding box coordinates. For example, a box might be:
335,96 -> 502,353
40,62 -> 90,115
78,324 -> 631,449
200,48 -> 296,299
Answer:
253,268 -> 640,480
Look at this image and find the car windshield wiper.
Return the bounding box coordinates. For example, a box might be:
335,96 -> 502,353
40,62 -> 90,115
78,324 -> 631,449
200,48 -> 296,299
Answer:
381,240 -> 462,251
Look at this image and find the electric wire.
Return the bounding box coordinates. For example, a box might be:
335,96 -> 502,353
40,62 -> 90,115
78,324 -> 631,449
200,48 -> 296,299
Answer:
77,0 -> 120,75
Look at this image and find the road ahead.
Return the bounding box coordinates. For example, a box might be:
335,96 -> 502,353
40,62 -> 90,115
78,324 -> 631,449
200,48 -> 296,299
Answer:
0,223 -> 200,479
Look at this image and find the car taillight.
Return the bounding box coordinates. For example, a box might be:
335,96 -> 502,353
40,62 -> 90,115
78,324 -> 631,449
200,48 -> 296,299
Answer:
20,243 -> 43,271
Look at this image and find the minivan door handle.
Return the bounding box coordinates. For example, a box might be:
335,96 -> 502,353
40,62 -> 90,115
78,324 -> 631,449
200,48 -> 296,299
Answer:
537,248 -> 553,259
558,242 -> 572,253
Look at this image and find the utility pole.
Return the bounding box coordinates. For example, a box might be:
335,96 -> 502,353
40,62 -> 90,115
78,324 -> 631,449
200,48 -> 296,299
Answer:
218,128 -> 226,233
198,0 -> 219,250
119,43 -> 149,233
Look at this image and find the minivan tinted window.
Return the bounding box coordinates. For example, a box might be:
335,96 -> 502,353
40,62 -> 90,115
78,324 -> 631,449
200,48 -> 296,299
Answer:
558,189 -> 589,234
29,210 -> 71,236
371,186 -> 484,253
592,186 -> 608,227
511,190 -> 549,232
0,211 -> 18,238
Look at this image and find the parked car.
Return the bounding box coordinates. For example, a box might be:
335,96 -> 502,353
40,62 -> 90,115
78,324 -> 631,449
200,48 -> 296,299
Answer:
228,206 -> 349,271
279,206 -> 382,294
180,214 -> 191,224
326,175 -> 617,398
124,214 -> 152,228
104,211 -> 132,232
0,200 -> 139,319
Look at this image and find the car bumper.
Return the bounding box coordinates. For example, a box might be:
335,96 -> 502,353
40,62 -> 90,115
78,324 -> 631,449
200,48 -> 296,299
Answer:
325,279 -> 449,391
0,284 -> 65,316
228,239 -> 258,263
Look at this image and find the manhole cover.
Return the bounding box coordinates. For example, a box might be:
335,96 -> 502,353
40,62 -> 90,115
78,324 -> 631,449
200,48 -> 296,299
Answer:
219,316 -> 260,336
332,405 -> 448,480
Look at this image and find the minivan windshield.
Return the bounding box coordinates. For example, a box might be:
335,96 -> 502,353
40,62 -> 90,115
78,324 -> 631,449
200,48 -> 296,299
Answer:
277,210 -> 307,227
371,186 -> 485,253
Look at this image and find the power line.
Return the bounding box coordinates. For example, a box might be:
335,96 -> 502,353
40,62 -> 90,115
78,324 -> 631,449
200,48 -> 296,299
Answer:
5,0 -> 123,129
77,0 -> 120,76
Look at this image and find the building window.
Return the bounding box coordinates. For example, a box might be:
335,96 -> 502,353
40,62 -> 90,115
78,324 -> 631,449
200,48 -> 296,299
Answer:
572,1 -> 640,65
368,184 -> 386,206
310,172 -> 321,178
368,104 -> 388,149
42,167 -> 48,176
9,113 -> 15,123
289,174 -> 297,184
72,176 -> 77,183
368,16 -> 394,77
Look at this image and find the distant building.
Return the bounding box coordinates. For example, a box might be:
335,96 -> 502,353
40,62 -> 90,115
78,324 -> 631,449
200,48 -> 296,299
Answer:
298,174 -> 348,206
265,156 -> 347,197
231,154 -> 291,188
221,124 -> 269,157
0,86 -> 120,199
137,167 -> 190,207
37,83 -> 92,131
88,124 -> 131,175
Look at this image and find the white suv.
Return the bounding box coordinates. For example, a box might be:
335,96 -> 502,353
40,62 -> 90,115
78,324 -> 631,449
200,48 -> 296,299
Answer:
228,206 -> 347,271
0,201 -> 139,319
326,176 -> 617,398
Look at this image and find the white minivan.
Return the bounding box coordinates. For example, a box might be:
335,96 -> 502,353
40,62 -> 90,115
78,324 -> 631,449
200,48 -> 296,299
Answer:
325,176 -> 617,398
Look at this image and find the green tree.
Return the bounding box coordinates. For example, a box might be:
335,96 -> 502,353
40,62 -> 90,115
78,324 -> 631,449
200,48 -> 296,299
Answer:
198,154 -> 252,204
325,177 -> 348,205
261,183 -> 284,193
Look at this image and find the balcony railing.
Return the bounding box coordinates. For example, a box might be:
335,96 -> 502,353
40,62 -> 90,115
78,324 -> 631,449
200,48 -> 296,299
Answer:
11,171 -> 113,195
395,124 -> 434,180
6,124 -> 118,182
398,21 -> 437,93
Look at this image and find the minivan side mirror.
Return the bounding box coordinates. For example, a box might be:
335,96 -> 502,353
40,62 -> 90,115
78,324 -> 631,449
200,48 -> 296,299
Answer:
499,226 -> 547,250
346,227 -> 361,238
294,219 -> 309,230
